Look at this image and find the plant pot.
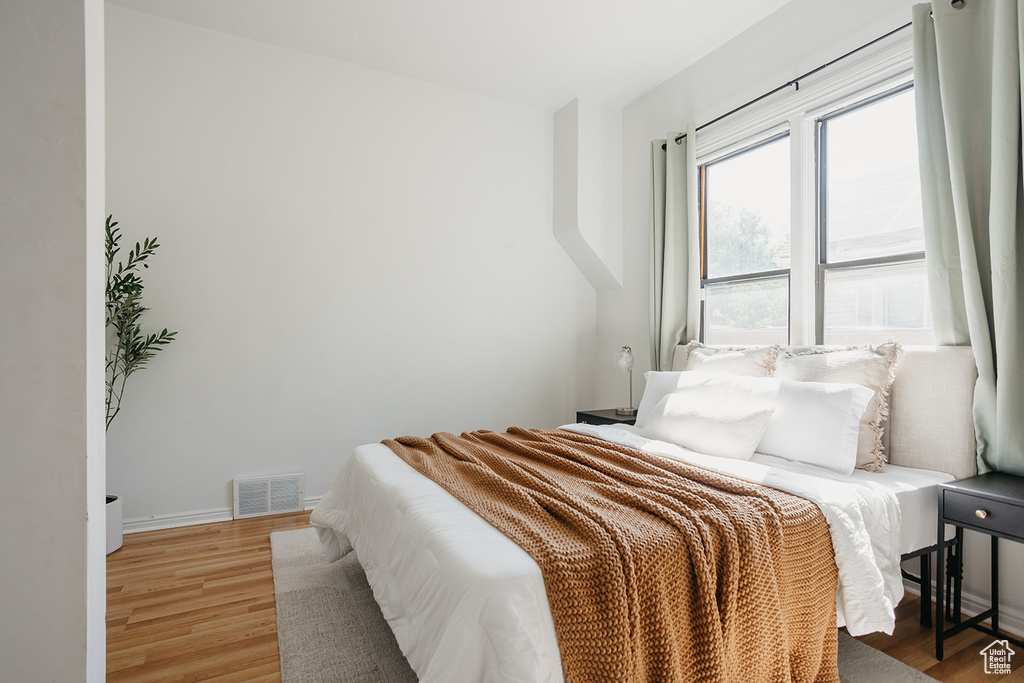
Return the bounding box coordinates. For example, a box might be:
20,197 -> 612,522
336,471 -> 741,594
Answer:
106,494 -> 123,555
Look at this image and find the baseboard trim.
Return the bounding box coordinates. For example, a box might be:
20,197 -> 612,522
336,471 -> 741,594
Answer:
903,577 -> 1024,638
123,496 -> 322,534
123,507 -> 233,534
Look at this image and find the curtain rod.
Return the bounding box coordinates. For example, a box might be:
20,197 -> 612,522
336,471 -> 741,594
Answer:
668,19 -> 913,147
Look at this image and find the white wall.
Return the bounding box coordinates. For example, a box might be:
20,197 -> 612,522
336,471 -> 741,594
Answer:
0,0 -> 106,680
608,0 -> 1024,634
105,6 -> 596,525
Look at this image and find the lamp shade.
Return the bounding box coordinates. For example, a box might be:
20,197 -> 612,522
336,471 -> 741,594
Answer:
612,346 -> 634,374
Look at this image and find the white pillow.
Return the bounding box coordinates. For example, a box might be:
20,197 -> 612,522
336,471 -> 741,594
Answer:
635,371 -> 777,429
776,343 -> 902,472
644,394 -> 775,460
756,380 -> 874,476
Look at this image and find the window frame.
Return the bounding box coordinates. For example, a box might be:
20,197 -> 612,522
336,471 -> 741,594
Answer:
698,132 -> 793,345
690,31 -> 920,346
813,83 -> 927,344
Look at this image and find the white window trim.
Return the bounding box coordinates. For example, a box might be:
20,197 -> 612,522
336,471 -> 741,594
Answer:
694,30 -> 914,346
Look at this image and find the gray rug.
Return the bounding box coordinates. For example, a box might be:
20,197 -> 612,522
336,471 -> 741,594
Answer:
271,528 -> 417,683
271,528 -> 934,682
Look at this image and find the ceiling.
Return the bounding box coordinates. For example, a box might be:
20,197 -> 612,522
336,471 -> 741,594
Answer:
108,0 -> 795,111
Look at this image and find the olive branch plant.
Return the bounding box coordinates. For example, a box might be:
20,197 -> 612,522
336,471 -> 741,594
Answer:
105,215 -> 177,430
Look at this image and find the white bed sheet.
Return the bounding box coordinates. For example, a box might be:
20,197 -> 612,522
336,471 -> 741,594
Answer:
847,462 -> 954,555
310,425 -> 949,683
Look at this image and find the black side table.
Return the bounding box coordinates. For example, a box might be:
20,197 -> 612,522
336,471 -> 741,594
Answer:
575,409 -> 637,426
936,472 -> 1024,659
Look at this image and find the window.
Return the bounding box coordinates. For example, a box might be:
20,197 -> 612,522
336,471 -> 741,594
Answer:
816,86 -> 931,344
695,38 -> 933,346
701,135 -> 790,345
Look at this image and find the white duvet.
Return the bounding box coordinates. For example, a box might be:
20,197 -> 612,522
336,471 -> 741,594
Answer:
310,424 -> 905,683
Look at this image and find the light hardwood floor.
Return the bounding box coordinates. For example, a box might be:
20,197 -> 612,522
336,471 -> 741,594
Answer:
107,511 -> 312,682
854,595 -> 1024,682
108,512 -> 1022,682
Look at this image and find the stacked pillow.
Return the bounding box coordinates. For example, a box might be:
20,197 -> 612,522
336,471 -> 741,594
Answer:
774,344 -> 901,472
636,341 -> 903,475
680,341 -> 781,376
641,372 -> 777,461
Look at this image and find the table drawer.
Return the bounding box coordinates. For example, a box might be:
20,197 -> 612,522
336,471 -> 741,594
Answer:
575,411 -> 636,426
943,490 -> 1023,540
577,414 -> 616,426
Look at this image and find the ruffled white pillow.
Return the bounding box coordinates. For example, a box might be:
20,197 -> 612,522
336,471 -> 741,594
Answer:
682,341 -> 781,376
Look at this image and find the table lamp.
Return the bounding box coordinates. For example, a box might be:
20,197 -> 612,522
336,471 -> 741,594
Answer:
612,346 -> 636,416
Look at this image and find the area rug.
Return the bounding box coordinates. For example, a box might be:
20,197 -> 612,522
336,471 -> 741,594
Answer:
271,527 -> 934,682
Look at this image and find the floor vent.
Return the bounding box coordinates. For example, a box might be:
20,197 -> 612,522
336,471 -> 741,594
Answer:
233,473 -> 305,519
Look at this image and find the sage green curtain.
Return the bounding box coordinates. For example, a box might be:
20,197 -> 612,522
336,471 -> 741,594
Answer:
650,125 -> 699,371
914,0 -> 1024,476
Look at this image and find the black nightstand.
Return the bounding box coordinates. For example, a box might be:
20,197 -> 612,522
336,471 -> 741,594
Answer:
575,409 -> 637,426
936,472 -> 1024,659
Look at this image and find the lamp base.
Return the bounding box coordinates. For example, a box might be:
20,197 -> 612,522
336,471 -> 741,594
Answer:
615,407 -> 637,416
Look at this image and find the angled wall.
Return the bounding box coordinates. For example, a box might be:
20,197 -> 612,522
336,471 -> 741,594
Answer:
554,98 -> 624,291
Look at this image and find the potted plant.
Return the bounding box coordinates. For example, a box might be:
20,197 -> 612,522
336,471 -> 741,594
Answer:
105,214 -> 177,553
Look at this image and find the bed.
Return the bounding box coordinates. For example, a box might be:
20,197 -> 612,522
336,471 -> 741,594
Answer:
311,344 -> 978,682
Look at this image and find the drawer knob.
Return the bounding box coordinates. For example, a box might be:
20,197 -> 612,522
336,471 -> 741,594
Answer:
976,509 -> 989,519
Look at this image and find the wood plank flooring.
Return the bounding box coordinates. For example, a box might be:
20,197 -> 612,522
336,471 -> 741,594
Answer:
106,511 -> 311,682
109,513 -> 1022,681
854,597 -> 1024,682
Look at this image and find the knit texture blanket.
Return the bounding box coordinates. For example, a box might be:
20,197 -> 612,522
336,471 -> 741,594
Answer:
384,427 -> 839,683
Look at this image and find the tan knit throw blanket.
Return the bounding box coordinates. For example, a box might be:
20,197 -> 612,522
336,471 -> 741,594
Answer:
384,427 -> 839,683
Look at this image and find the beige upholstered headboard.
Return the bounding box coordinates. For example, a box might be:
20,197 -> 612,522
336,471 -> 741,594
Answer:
670,344 -> 978,480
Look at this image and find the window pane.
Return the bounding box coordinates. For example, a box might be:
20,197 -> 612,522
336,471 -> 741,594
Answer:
825,89 -> 924,262
705,137 -> 790,278
705,277 -> 789,345
823,261 -> 933,345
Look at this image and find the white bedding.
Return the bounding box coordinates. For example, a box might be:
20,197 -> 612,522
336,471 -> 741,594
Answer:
311,425 -> 940,683
847,461 -> 954,555
313,441 -> 564,683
